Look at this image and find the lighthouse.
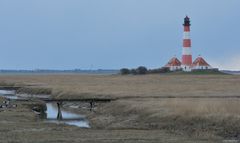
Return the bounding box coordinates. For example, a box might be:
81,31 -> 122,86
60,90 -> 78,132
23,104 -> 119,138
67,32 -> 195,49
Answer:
181,16 -> 192,71
164,16 -> 213,72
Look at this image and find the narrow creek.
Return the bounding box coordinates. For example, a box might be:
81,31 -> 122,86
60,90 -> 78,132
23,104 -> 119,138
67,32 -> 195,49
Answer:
45,103 -> 90,128
0,89 -> 90,128
0,89 -> 19,100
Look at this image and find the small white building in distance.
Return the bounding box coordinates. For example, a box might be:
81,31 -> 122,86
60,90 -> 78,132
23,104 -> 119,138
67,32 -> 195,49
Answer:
191,56 -> 212,70
165,57 -> 182,71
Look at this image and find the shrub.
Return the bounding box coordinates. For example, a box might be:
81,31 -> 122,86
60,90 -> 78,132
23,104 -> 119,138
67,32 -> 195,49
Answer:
148,67 -> 171,74
136,66 -> 148,75
120,68 -> 130,75
120,66 -> 172,75
130,69 -> 137,75
159,67 -> 171,73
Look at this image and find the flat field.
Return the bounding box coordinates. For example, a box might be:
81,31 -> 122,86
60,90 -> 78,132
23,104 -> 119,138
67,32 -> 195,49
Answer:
1,74 -> 240,98
0,74 -> 240,142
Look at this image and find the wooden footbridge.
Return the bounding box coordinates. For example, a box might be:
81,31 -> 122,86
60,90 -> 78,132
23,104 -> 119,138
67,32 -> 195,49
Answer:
43,98 -> 112,102
0,86 -> 22,90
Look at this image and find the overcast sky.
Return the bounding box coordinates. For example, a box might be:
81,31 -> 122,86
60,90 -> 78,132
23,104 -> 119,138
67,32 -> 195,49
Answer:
0,0 -> 240,70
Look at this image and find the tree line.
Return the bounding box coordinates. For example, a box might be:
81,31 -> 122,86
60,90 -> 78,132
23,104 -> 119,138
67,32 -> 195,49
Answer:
120,66 -> 170,75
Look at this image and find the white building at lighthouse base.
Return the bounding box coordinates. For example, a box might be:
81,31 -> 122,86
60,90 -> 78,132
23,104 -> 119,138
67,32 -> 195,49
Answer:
164,57 -> 182,71
165,56 -> 212,72
181,65 -> 192,72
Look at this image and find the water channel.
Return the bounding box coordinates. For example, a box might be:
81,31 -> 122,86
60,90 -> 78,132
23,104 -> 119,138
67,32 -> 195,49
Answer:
0,89 -> 90,128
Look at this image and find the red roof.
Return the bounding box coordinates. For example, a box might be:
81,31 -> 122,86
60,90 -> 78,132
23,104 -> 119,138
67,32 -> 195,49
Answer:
192,56 -> 210,67
165,57 -> 181,67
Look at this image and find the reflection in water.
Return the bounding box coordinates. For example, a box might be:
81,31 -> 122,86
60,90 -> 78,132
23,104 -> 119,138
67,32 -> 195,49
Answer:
57,102 -> 63,120
0,89 -> 90,128
45,103 -> 90,128
0,90 -> 19,99
0,90 -> 15,95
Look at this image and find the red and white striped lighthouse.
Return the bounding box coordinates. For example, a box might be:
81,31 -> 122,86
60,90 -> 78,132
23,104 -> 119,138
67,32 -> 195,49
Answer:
181,16 -> 192,71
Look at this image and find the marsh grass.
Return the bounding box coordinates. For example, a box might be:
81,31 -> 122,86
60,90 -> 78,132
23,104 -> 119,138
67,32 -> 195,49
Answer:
140,98 -> 240,138
0,74 -> 240,99
1,74 -> 240,139
161,99 -> 240,116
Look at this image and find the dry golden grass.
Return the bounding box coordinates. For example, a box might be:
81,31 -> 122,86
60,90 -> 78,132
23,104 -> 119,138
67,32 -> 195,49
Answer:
160,98 -> 240,116
94,98 -> 240,138
0,74 -> 240,99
